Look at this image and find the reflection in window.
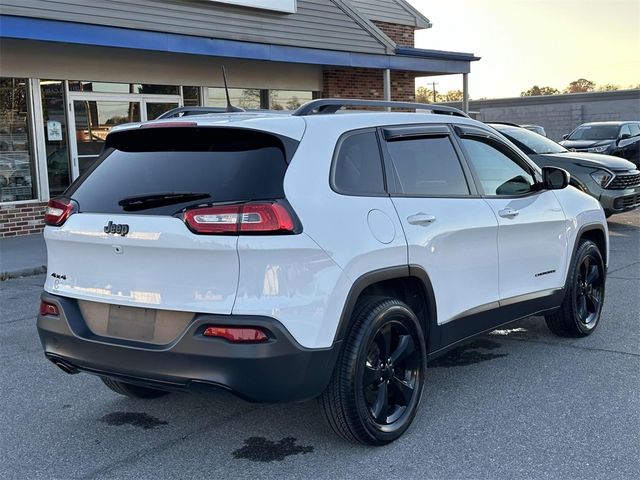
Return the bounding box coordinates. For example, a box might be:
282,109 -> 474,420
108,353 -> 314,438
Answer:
146,102 -> 180,120
182,86 -> 201,107
41,80 -> 71,196
270,90 -> 313,110
68,81 -> 179,95
461,138 -> 535,196
0,78 -> 36,202
73,100 -> 141,175
208,88 -> 261,109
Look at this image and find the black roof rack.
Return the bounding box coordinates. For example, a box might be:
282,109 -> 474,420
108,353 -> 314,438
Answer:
292,99 -> 469,118
156,106 -> 244,119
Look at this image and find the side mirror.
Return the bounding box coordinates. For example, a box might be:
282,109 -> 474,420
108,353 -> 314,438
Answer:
619,133 -> 631,141
562,134 -> 569,140
542,166 -> 570,190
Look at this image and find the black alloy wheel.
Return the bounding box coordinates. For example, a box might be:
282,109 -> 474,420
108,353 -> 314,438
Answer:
319,297 -> 426,445
575,253 -> 604,328
545,239 -> 606,337
363,321 -> 420,427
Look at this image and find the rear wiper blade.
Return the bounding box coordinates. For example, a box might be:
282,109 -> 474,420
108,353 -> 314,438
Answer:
118,192 -> 210,211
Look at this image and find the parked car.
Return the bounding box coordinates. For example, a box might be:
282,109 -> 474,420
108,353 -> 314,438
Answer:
521,124 -> 547,136
39,99 -> 608,445
490,123 -> 640,217
559,121 -> 640,166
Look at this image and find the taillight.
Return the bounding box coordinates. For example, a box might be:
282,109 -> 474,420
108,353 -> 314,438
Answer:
203,326 -> 269,343
39,301 -> 60,317
44,198 -> 76,226
183,201 -> 296,235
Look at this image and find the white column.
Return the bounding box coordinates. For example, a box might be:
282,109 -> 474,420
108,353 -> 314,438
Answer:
28,78 -> 50,202
383,69 -> 391,110
462,73 -> 469,114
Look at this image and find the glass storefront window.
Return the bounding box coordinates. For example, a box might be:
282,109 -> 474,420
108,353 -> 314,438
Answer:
270,90 -> 313,110
68,81 -> 179,95
135,84 -> 180,95
73,100 -> 141,175
0,78 -> 36,202
146,102 -> 180,120
41,80 -> 71,196
182,86 -> 201,107
208,87 -> 261,110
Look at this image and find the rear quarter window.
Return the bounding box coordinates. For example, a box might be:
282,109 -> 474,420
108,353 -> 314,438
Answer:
65,127 -> 293,215
331,130 -> 385,196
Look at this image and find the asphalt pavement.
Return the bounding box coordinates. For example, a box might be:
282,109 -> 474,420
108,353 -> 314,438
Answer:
1,211 -> 638,480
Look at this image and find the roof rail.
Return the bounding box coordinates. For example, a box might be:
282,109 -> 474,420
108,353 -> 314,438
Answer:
156,106 -> 244,119
292,99 -> 469,118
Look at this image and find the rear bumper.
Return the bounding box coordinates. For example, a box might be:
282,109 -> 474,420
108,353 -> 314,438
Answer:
37,292 -> 339,402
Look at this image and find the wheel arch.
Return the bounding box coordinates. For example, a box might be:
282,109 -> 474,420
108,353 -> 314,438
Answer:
565,223 -> 608,289
577,224 -> 607,265
333,265 -> 439,353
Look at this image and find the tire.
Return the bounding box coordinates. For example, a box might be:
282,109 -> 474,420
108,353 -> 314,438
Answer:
319,296 -> 427,445
545,239 -> 605,337
101,377 -> 169,399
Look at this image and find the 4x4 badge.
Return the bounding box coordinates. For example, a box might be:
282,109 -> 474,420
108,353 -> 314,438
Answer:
104,221 -> 130,236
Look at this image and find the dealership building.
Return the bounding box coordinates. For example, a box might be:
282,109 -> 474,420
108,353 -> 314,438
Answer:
0,0 -> 478,237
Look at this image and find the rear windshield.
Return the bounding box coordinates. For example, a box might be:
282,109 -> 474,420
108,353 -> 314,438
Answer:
66,127 -> 292,215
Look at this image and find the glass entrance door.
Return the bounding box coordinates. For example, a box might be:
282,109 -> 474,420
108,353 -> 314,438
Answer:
145,101 -> 180,121
72,100 -> 141,176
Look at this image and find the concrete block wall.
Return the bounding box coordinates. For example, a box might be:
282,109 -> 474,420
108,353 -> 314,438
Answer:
441,90 -> 639,141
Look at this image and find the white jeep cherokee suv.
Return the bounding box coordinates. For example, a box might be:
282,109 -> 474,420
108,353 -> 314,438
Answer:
38,99 -> 608,445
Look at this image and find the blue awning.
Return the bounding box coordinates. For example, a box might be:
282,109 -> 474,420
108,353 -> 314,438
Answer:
0,15 -> 477,75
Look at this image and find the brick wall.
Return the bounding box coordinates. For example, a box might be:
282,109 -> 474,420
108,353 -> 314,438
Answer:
321,21 -> 416,104
372,20 -> 415,46
0,202 -> 47,238
322,68 -> 415,103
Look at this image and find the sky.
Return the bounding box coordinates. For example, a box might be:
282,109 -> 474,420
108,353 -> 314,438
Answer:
408,0 -> 640,99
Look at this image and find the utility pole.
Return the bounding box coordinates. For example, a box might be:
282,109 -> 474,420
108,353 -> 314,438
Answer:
431,81 -> 438,103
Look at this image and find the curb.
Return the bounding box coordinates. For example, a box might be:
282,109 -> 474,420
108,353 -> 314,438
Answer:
0,266 -> 47,281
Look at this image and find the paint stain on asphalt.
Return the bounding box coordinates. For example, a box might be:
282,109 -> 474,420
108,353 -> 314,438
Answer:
430,338 -> 507,368
100,412 -> 167,430
232,437 -> 313,462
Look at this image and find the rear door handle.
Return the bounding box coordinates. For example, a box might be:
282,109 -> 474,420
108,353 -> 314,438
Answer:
498,208 -> 519,219
407,213 -> 436,225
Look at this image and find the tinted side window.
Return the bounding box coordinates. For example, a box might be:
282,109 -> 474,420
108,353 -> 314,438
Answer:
629,123 -> 640,136
385,136 -> 469,196
333,131 -> 385,195
620,124 -> 632,137
460,138 -> 536,196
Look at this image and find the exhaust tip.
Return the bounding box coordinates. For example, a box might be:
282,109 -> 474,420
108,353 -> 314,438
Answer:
46,354 -> 80,375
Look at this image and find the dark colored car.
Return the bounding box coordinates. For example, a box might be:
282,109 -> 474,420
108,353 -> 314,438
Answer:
559,121 -> 640,167
490,123 -> 640,217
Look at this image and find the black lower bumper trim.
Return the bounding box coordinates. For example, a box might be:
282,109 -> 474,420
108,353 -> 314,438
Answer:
38,292 -> 339,403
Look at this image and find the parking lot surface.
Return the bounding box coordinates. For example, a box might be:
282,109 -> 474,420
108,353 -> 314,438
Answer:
1,211 -> 638,479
